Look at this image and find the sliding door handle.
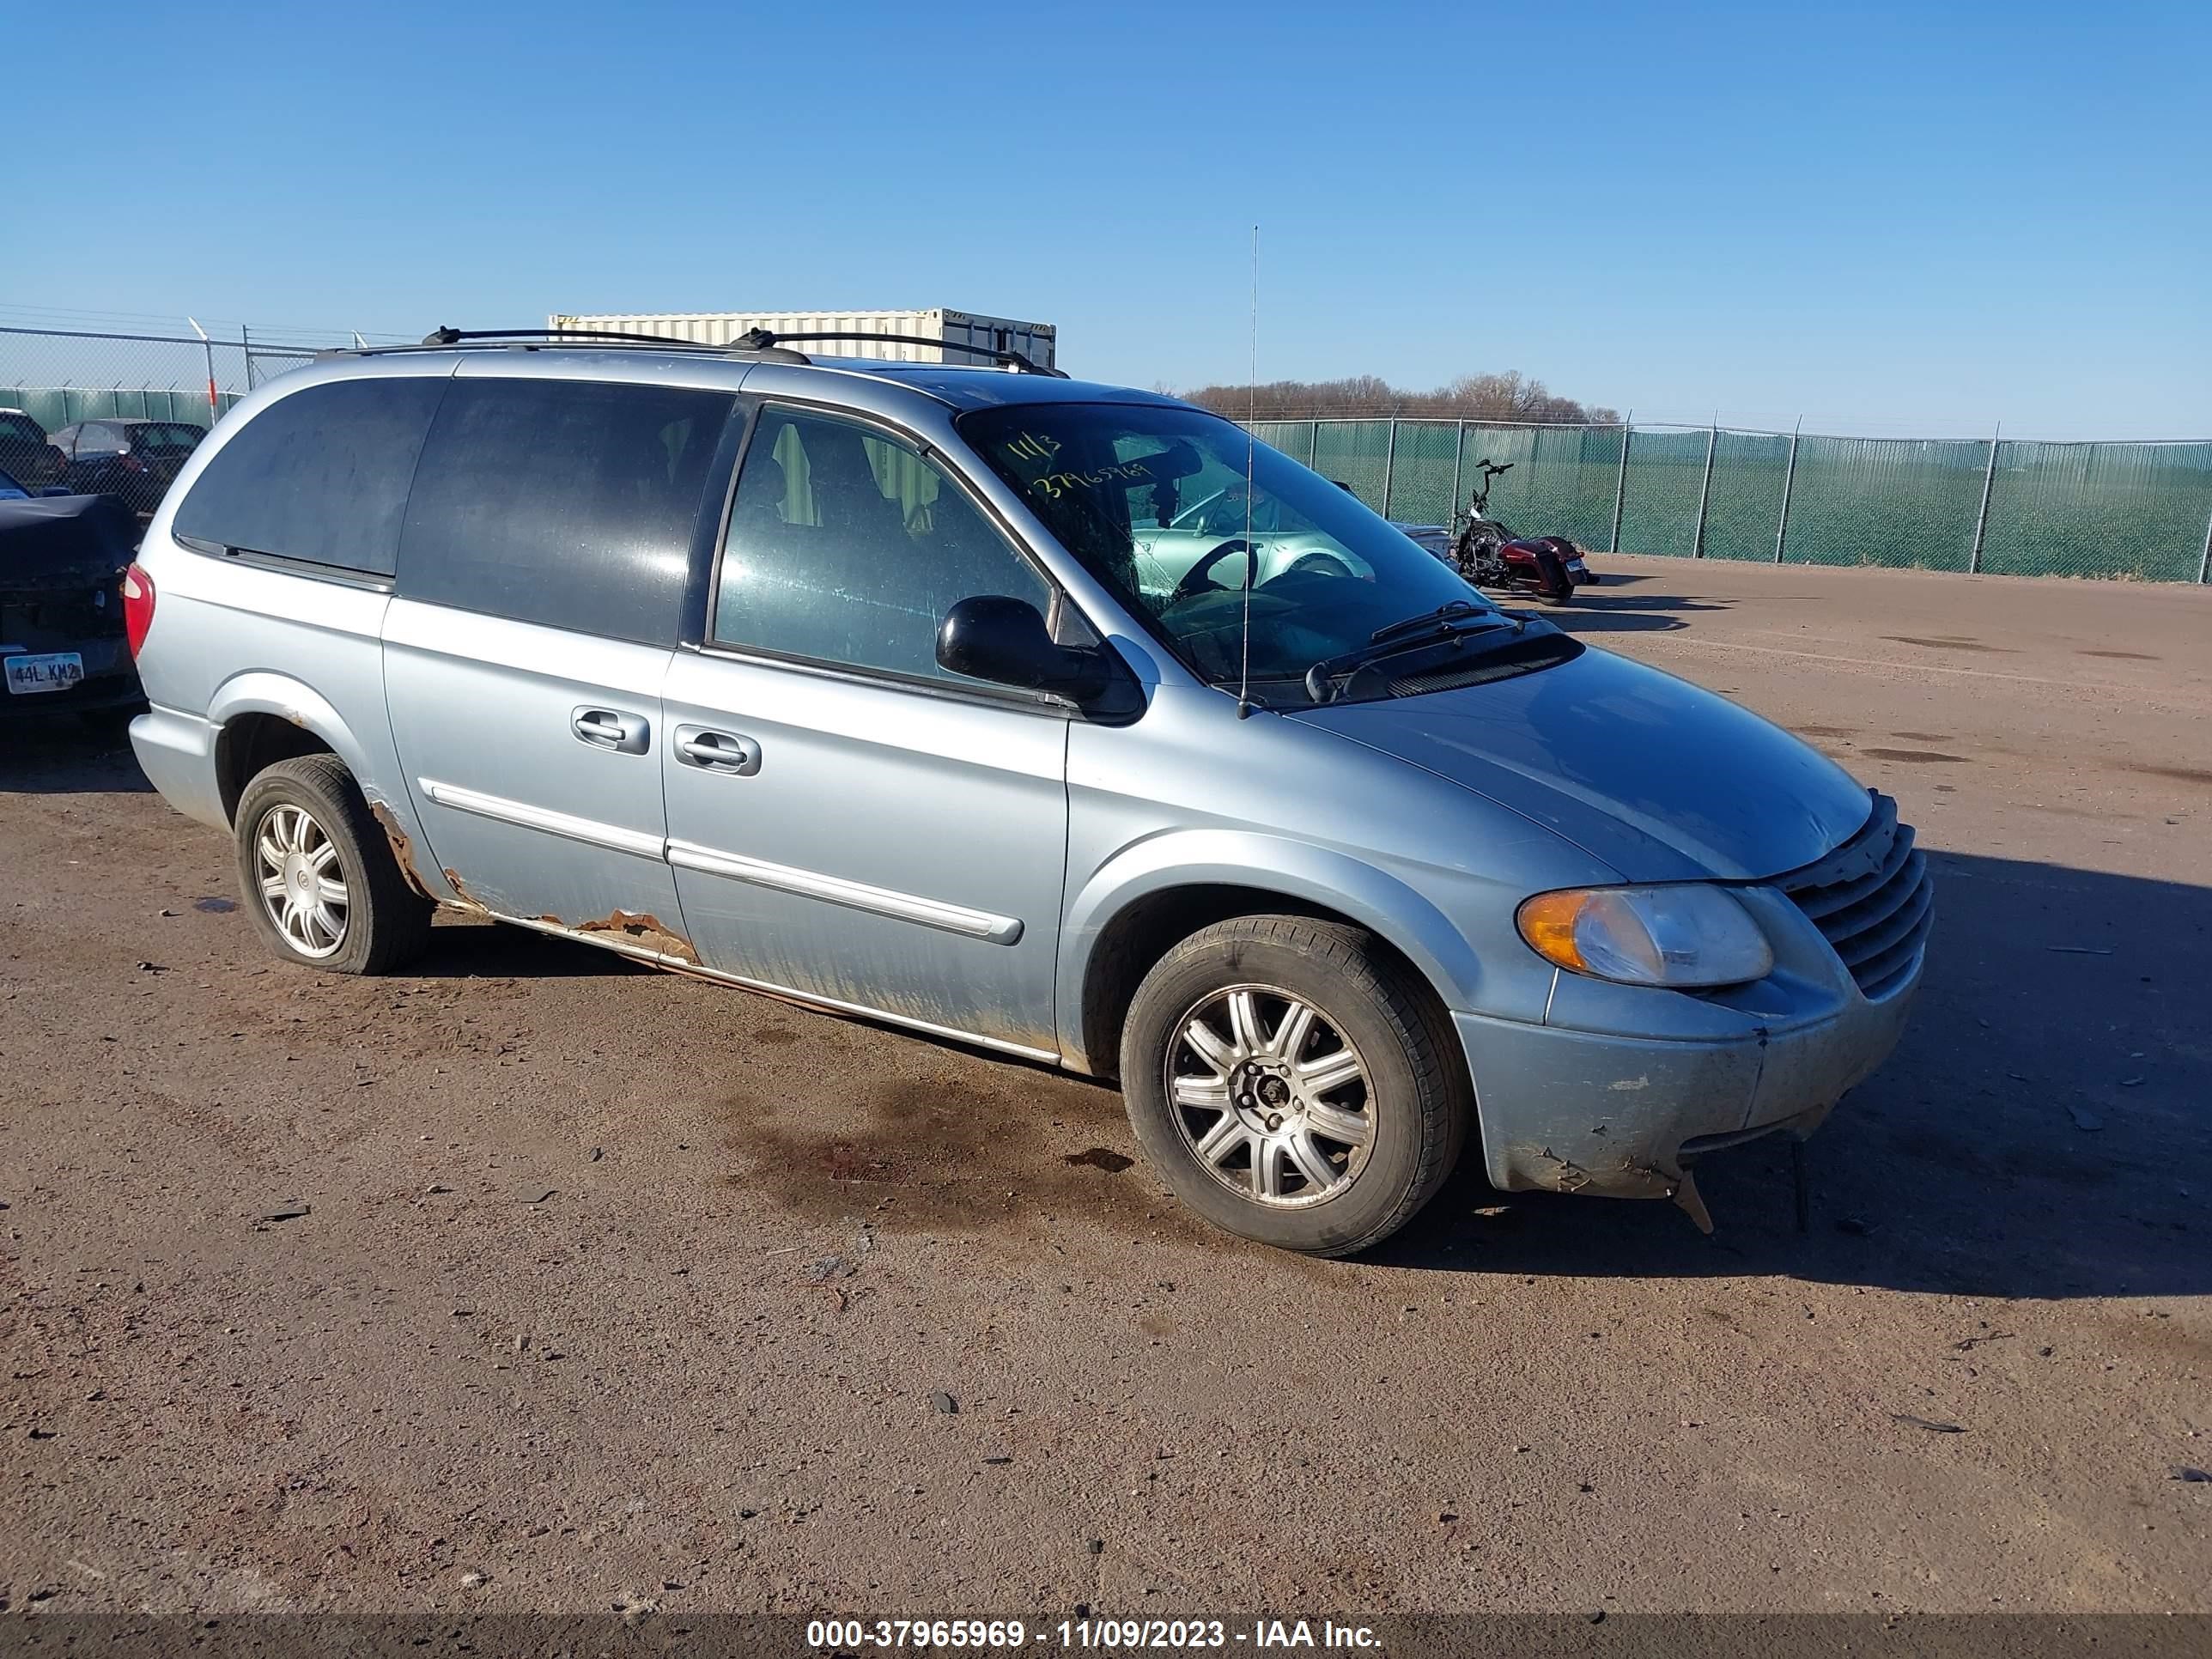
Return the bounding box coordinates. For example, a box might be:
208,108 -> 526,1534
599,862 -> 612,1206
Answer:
675,726 -> 761,775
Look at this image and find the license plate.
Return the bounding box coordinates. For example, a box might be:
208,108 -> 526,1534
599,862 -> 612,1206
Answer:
3,652 -> 84,695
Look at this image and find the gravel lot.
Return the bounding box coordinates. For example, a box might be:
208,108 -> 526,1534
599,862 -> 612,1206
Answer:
3,556 -> 2207,1618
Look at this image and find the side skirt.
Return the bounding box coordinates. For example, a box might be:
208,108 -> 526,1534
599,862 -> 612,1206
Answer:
469,907 -> 1064,1066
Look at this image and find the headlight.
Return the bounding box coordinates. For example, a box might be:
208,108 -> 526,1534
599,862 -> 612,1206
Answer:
1516,884 -> 1773,988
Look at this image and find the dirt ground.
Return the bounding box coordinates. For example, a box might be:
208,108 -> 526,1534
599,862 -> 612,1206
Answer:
2,556 -> 2207,1618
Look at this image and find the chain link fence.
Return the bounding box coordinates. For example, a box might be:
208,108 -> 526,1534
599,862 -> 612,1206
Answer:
6,325 -> 2206,582
1251,417 -> 2212,584
0,324 -> 387,445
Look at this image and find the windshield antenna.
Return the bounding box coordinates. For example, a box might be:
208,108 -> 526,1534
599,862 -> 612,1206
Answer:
1237,223 -> 1259,719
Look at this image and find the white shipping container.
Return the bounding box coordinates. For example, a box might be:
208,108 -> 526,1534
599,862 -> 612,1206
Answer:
545,307 -> 1056,370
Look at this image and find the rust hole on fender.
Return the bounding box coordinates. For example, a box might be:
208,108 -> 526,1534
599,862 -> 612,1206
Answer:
368,799 -> 434,899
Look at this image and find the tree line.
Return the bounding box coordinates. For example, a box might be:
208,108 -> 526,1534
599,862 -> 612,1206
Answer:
1175,371 -> 1620,426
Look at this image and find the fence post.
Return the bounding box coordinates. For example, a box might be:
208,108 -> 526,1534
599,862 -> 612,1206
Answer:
1967,423 -> 2001,574
1773,417 -> 1802,562
241,324 -> 254,392
1307,421 -> 1319,469
1691,418 -> 1717,557
1450,420 -> 1465,520
2198,502 -> 2212,585
1380,418 -> 1398,518
1608,412 -> 1632,555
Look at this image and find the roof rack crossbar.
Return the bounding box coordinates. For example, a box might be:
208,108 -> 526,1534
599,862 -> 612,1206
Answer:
732,328 -> 1067,377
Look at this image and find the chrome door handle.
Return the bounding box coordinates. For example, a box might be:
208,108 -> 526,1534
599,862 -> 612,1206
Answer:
571,707 -> 650,755
675,726 -> 761,775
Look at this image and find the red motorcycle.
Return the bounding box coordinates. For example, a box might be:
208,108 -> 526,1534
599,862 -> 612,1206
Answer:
1446,459 -> 1596,605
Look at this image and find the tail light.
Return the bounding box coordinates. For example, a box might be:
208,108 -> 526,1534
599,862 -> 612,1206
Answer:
122,562 -> 155,658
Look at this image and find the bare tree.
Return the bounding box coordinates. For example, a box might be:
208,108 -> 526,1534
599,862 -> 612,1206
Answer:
1175,370 -> 1619,426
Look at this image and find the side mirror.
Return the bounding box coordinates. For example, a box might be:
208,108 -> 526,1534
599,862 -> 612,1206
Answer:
938,595 -> 1113,704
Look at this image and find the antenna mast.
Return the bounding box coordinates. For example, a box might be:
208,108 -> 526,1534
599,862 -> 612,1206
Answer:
1237,224 -> 1259,719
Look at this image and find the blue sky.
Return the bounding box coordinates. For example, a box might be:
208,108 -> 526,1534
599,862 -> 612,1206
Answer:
9,1 -> 2207,438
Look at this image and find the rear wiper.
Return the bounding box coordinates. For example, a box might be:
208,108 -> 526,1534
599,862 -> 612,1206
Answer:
1304,607 -> 1528,705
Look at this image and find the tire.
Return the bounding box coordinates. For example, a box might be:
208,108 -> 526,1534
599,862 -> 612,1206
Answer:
234,754 -> 433,975
1119,915 -> 1468,1256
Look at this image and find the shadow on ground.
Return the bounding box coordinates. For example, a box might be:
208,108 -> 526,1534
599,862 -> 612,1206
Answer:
1547,583 -> 1730,634
0,717 -> 151,793
408,918 -> 653,980
1371,848 -> 2210,1299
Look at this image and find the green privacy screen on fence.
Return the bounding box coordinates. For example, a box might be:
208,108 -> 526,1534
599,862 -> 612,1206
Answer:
1242,417 -> 2212,582
1781,436 -> 1990,570
1978,441 -> 2212,582
2,386 -> 239,432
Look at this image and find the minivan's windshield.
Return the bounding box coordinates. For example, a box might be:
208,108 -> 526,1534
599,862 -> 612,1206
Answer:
959,402 -> 1492,703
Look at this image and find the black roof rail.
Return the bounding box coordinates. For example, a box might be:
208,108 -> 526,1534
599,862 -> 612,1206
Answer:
414,325 -> 812,362
732,328 -> 1067,377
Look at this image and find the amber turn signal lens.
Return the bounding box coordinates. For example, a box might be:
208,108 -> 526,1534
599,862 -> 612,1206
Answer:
1516,890 -> 1590,973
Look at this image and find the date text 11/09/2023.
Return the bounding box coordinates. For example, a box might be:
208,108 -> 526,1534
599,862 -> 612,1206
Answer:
805,1620 -> 1382,1650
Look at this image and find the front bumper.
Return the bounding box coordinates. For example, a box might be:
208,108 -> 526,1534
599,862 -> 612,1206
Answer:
1455,929 -> 1923,1199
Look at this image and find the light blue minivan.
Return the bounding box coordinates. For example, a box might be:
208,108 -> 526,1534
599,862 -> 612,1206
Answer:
124,329 -> 1929,1255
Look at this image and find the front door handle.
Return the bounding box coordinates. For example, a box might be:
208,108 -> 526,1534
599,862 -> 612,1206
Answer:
675,725 -> 762,775
571,707 -> 650,755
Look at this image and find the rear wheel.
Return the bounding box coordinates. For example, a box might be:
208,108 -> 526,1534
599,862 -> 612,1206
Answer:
1120,915 -> 1468,1256
233,755 -> 432,975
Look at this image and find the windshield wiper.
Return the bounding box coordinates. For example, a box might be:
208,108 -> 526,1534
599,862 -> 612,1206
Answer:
1366,599 -> 1494,647
1304,607 -> 1533,705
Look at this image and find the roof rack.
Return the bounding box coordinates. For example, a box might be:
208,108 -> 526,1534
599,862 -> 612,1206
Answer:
732,328 -> 1067,377
314,325 -> 1066,378
413,325 -> 811,362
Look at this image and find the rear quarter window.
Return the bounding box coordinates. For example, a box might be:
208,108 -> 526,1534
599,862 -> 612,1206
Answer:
134,422 -> 204,452
171,376 -> 448,576
394,377 -> 734,647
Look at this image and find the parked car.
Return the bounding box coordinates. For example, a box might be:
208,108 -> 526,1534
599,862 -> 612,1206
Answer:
1,491 -> 144,718
124,333 -> 1930,1256
49,418 -> 205,516
0,408 -> 67,488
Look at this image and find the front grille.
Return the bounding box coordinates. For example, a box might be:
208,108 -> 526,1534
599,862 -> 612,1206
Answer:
1779,791 -> 1933,1001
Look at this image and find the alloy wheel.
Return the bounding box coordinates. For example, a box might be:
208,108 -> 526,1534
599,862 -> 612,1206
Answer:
1164,984 -> 1375,1208
253,803 -> 349,960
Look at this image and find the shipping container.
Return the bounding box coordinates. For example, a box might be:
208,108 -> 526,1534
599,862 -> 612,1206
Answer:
545,308 -> 1056,370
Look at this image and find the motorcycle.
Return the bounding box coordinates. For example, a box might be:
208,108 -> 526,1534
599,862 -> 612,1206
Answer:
1443,459 -> 1597,605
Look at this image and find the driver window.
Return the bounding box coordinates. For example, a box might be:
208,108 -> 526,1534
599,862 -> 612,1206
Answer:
714,407 -> 1054,684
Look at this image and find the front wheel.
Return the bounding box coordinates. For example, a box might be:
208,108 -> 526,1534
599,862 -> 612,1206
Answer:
1120,916 -> 1468,1255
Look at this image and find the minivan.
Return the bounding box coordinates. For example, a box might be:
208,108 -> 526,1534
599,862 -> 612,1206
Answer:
125,330 -> 1931,1255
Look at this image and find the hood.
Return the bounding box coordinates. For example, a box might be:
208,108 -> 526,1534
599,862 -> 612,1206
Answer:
0,495 -> 137,590
1292,644 -> 1872,882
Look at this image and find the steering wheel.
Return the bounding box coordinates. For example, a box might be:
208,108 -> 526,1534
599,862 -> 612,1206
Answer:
1167,539 -> 1258,606
1287,550 -> 1353,580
